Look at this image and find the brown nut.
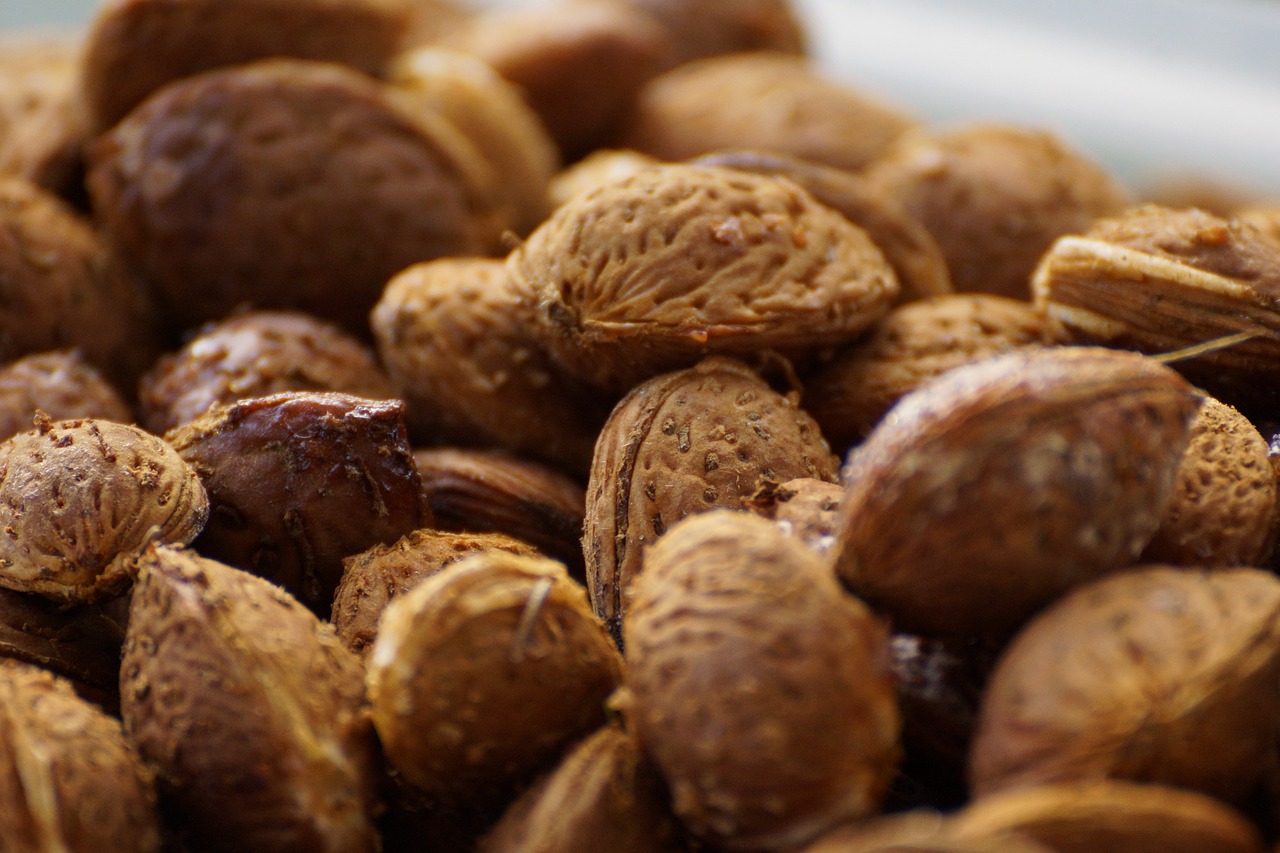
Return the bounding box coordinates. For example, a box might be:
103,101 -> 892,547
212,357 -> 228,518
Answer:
121,545 -> 381,853
585,357 -> 839,640
968,566 -> 1280,807
87,58 -> 504,335
864,124 -> 1132,299
802,293 -> 1060,453
0,35 -> 86,197
0,660 -> 162,853
512,163 -> 900,393
477,724 -> 685,853
746,476 -> 844,556
0,416 -> 209,604
548,147 -> 659,210
167,391 -> 428,614
372,257 -> 608,474
79,0 -> 407,133
618,0 -> 807,71
618,53 -> 915,174
367,550 -> 624,810
800,810 -> 1051,853
138,309 -> 396,436
621,510 -> 900,851
0,350 -> 131,444
331,528 -> 538,658
833,346 -> 1201,639
1031,205 -> 1280,415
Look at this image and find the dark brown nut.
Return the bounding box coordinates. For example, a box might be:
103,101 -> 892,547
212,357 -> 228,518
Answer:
1030,205 -> 1280,416
0,350 -> 131,444
746,476 -> 844,556
1139,395 -> 1278,567
87,58 -> 503,335
413,447 -> 586,576
511,163 -> 900,393
621,510 -> 900,851
0,35 -> 86,197
618,53 -> 915,174
585,357 -> 839,640
0,660 -> 162,853
366,551 -> 623,810
968,567 -> 1280,807
693,149 -> 952,303
547,147 -> 660,209
371,257 -> 608,474
138,309 -> 396,436
79,0 -> 408,133
122,546 -> 381,853
801,810 -> 1051,853
864,124 -> 1132,299
802,294 -> 1060,453
438,0 -> 670,159
331,528 -> 538,657
0,417 -> 209,604
477,724 -> 686,853
167,391 -> 428,614
390,48 -> 559,236
950,781 -> 1267,853
0,177 -> 159,388
618,0 -> 807,71
833,346 -> 1201,639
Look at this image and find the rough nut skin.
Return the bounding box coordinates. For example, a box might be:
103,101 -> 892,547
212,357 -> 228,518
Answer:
863,124 -> 1132,299
1031,205 -> 1280,416
87,58 -> 502,335
618,0 -> 807,71
618,53 -> 916,175
512,163 -> 900,393
833,346 -> 1201,639
585,357 -> 839,640
622,510 -> 901,851
1140,395 -> 1279,567
79,0 -> 408,133
968,567 -> 1280,808
367,551 -> 624,810
372,257 -> 608,474
0,417 -> 209,604
0,661 -> 162,853
0,350 -> 131,444
121,546 -> 381,853
547,147 -> 659,210
477,724 -> 686,853
746,476 -> 844,556
139,310 -> 396,436
803,293 -> 1060,453
0,36 -> 86,197
166,391 -> 429,614
331,528 -> 538,657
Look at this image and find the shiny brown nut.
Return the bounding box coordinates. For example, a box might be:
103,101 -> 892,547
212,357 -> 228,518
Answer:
367,551 -> 623,810
122,546 -> 381,853
864,124 -> 1132,299
621,510 -> 900,851
833,347 -> 1201,639
167,391 -> 428,614
0,177 -> 159,388
438,0 -> 670,159
802,294 -> 1059,453
547,147 -> 659,210
79,0 -> 408,133
512,163 -> 900,393
0,35 -> 86,197
138,310 -> 396,436
0,350 -> 131,444
331,528 -> 538,657
746,476 -> 844,556
586,357 -> 839,640
1139,395 -> 1278,567
1031,205 -> 1280,415
950,781 -> 1267,853
372,257 -> 608,474
413,447 -> 586,576
0,417 -> 209,604
618,0 -> 807,71
618,53 -> 915,174
0,660 -> 162,853
477,724 -> 685,853
87,58 -> 503,335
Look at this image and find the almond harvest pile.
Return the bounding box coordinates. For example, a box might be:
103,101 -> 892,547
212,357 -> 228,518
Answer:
3,1 -> 1280,852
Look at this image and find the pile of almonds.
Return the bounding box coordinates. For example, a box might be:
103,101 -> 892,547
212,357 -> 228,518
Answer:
3,0 -> 1280,851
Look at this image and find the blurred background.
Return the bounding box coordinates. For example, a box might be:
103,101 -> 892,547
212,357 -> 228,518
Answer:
8,0 -> 1280,198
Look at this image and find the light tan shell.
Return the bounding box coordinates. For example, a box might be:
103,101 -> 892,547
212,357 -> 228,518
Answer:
548,148 -> 659,210
0,351 -> 131,444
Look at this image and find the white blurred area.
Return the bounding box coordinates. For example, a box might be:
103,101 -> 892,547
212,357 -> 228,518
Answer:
8,0 -> 1280,198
